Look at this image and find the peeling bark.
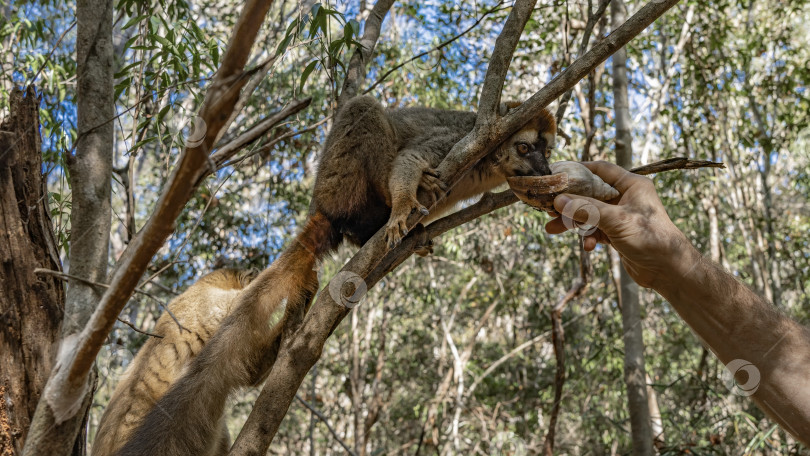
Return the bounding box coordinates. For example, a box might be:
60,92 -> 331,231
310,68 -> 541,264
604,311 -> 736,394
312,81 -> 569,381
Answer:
0,87 -> 64,456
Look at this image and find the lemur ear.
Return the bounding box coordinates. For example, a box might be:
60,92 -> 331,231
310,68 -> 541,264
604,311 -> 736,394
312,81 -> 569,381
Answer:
498,101 -> 523,116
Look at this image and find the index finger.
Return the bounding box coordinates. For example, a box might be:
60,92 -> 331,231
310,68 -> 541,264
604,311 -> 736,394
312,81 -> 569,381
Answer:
581,161 -> 646,194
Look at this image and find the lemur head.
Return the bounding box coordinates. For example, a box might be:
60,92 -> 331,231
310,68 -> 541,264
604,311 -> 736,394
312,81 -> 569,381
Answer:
492,102 -> 556,177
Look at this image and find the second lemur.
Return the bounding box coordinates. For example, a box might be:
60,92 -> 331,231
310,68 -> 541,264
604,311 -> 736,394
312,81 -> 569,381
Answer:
115,96 -> 556,455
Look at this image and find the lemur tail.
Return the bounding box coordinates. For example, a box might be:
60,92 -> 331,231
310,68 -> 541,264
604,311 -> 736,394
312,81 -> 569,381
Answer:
295,210 -> 343,262
115,212 -> 341,456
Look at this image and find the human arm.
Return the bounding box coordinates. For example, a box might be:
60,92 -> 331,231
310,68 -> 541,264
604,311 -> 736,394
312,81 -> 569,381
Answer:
545,161 -> 810,444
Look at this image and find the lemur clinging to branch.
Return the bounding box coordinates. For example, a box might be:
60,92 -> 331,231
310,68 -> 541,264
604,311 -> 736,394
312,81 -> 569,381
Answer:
110,96 -> 556,456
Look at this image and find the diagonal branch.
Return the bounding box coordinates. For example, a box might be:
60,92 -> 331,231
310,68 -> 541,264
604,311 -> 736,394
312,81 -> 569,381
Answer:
295,395 -> 358,456
36,0 -> 297,427
219,116 -> 330,170
364,2 -> 508,95
234,0 -> 682,452
230,0 -> 397,452
337,0 -> 396,108
477,0 -> 538,122
209,98 -> 312,169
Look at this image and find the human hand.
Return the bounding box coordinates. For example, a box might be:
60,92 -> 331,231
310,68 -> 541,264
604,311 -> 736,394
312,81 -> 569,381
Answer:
545,161 -> 695,289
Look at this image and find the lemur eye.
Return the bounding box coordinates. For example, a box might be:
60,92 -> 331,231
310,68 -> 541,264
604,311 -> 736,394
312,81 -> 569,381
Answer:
544,148 -> 552,159
516,143 -> 531,155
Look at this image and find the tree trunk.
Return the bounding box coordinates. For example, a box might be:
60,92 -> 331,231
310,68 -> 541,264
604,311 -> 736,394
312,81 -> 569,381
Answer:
23,0 -> 114,453
611,1 -> 655,454
0,86 -> 64,456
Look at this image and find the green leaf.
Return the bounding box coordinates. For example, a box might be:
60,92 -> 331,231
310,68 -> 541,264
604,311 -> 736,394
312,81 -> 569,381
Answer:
131,135 -> 157,151
152,33 -> 172,49
114,78 -> 131,100
343,21 -> 353,43
309,6 -> 326,38
298,14 -> 310,33
348,19 -> 360,37
122,14 -> 148,30
211,42 -> 220,66
285,18 -> 299,37
115,60 -> 142,78
299,60 -> 317,92
328,38 -> 344,56
149,16 -> 160,34
123,34 -> 139,51
275,33 -> 293,57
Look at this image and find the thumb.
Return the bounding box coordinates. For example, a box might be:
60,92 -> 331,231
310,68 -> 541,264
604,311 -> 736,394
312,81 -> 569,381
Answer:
553,193 -> 619,233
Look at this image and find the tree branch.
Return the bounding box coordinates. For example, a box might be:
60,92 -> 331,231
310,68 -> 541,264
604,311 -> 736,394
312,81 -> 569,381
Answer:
295,395 -> 358,456
219,116 -> 330,170
337,0 -> 396,107
33,0 -> 294,433
477,0 -> 538,122
364,2 -> 507,95
209,98 -> 312,169
630,157 -> 725,175
233,0 -> 682,451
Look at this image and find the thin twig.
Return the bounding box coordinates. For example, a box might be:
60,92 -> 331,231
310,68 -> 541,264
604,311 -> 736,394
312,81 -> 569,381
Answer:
220,116 -> 330,170
116,317 -> 163,338
34,268 -> 187,333
295,395 -> 358,456
29,21 -> 77,87
209,98 -> 312,168
630,157 -> 725,175
364,2 -> 508,94
554,0 -> 612,125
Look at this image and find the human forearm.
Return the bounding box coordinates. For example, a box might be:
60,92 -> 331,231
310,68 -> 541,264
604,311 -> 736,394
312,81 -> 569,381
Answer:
547,162 -> 810,443
655,245 -> 810,443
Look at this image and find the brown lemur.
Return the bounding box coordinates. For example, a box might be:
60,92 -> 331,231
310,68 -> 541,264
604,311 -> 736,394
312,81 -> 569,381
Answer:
111,96 -> 556,456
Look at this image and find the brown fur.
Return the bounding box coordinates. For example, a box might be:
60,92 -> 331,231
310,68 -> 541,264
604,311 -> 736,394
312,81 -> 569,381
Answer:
93,269 -> 255,456
111,97 -> 555,455
312,95 -> 556,248
113,218 -> 327,456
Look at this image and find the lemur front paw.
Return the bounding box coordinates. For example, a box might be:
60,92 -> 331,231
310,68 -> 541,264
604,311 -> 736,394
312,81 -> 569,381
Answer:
385,197 -> 429,248
419,168 -> 447,204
